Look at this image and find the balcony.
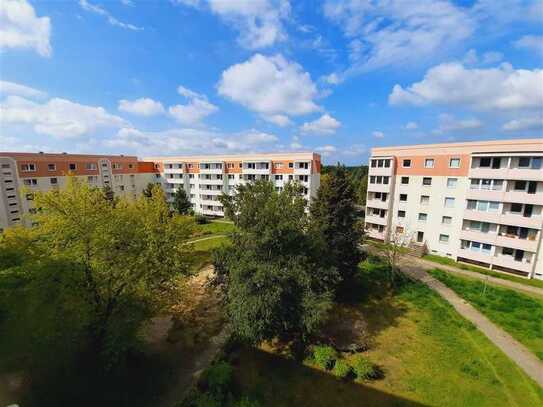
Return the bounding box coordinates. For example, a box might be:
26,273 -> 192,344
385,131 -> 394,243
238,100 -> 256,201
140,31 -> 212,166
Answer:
366,199 -> 389,210
293,162 -> 311,175
466,189 -> 504,202
200,198 -> 222,206
495,234 -> 539,252
200,207 -> 224,216
492,255 -> 533,274
198,177 -> 224,185
369,166 -> 394,177
469,166 -> 543,181
463,209 -> 543,229
457,247 -> 492,265
366,229 -> 386,241
503,190 -> 541,205
365,214 -> 388,226
198,187 -> 223,195
368,183 -> 392,193
199,163 -> 224,174
163,167 -> 184,174
459,229 -> 496,246
242,162 -> 271,175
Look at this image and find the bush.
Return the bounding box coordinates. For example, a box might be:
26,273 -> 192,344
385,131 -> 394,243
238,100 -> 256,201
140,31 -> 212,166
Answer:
233,396 -> 261,407
333,359 -> 352,378
195,214 -> 209,224
201,360 -> 233,397
352,355 -> 377,380
313,345 -> 338,370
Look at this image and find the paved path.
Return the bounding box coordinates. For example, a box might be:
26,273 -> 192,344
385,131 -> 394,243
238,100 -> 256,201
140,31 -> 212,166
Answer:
409,256 -> 543,299
399,258 -> 543,388
185,234 -> 228,245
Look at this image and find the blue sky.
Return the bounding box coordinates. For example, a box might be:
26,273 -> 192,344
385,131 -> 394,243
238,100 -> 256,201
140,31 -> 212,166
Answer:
1,0 -> 542,164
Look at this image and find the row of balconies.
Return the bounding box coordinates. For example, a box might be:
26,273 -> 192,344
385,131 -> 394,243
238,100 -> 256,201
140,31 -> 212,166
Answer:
457,246 -> 534,274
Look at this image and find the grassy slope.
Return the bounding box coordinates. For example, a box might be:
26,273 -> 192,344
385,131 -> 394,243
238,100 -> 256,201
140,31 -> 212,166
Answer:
423,254 -> 543,289
189,235 -> 231,272
233,260 -> 543,407
430,269 -> 543,361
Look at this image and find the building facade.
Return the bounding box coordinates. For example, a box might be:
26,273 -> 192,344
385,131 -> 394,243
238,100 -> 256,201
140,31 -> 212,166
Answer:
0,152 -> 160,231
145,152 -> 321,217
365,139 -> 543,280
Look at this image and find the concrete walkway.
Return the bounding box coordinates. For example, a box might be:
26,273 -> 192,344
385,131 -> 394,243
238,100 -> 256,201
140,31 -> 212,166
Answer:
400,259 -> 543,388
409,256 -> 543,299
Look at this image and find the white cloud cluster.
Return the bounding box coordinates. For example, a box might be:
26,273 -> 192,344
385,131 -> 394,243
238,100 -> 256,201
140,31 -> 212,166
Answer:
0,0 -> 51,57
389,62 -> 543,111
79,0 -> 142,31
169,85 -> 218,125
372,131 -> 384,139
502,116 -> 543,132
1,82 -> 128,139
107,126 -> 278,155
218,54 -> 320,122
405,121 -> 418,130
0,80 -> 46,98
323,0 -> 474,74
300,114 -> 341,135
175,0 -> 290,49
118,97 -> 165,116
513,35 -> 543,53
433,113 -> 482,134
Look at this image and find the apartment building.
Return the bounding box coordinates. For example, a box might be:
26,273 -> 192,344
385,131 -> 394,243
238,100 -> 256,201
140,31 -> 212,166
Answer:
0,152 -> 160,231
145,153 -> 321,217
365,139 -> 543,280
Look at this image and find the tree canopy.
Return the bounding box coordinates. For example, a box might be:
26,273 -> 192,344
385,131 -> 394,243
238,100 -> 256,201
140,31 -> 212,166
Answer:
215,180 -> 338,345
173,186 -> 193,215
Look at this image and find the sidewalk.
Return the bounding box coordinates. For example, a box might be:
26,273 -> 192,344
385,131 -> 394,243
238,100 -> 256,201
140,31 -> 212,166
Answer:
408,256 -> 543,299
400,260 -> 543,388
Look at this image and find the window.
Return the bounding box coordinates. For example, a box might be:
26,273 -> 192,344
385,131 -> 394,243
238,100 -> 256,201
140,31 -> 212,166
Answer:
371,159 -> 377,168
502,247 -> 514,256
424,158 -> 434,168
491,157 -> 501,169
69,163 -> 76,170
86,163 -> 97,170
439,234 -> 449,244
447,178 -> 458,188
492,180 -> 503,190
418,213 -> 428,221
401,176 -> 409,185
228,174 -> 235,180
128,164 -> 134,169
532,157 -> 542,169
377,159 -> 384,168
449,158 -> 460,168
384,159 -> 391,168
422,177 -> 432,186
383,176 -> 389,185
471,242 -> 481,251
480,157 -> 491,167
370,176 -> 376,184
481,179 -> 491,190
87,176 -> 98,183
48,163 -> 56,171
442,216 -> 452,224
420,195 -> 430,205
288,162 -> 294,168
482,244 -> 492,254
489,201 -> 499,211
398,210 -> 406,218
21,163 -> 36,171
274,162 -> 283,169
23,179 -> 38,186
444,197 -> 455,208
50,178 -> 58,185
1,164 -> 10,169
402,159 -> 411,168
400,194 -> 408,201
510,202 -> 523,213
514,180 -> 527,191
518,157 -> 530,168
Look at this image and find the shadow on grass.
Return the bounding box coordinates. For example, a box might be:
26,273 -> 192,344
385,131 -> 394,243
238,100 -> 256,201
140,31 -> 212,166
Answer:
232,346 -> 427,407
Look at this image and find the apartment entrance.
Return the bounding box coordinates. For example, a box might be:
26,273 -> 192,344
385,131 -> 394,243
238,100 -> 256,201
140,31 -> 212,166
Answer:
416,231 -> 424,243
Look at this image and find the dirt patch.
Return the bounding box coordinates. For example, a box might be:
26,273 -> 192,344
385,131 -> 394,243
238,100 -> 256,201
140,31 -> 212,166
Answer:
319,305 -> 370,353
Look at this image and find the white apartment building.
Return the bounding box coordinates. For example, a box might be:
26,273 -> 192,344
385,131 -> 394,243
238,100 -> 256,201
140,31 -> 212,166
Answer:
0,152 -> 160,231
145,153 -> 322,217
365,139 -> 543,280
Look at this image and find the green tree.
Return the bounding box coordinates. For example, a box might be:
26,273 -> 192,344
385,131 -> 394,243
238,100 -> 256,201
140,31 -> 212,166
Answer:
215,180 -> 337,346
142,182 -> 155,198
357,173 -> 368,207
173,186 -> 192,215
0,179 -> 193,365
310,165 -> 363,295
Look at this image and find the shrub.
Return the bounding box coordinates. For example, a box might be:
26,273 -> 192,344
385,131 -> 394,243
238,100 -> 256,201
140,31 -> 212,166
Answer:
333,359 -> 352,378
233,396 -> 261,407
352,355 -> 377,380
195,215 -> 209,224
313,345 -> 338,370
201,361 -> 233,398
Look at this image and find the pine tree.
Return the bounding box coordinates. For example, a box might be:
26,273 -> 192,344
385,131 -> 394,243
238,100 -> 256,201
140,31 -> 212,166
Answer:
173,186 -> 192,215
310,164 -> 363,294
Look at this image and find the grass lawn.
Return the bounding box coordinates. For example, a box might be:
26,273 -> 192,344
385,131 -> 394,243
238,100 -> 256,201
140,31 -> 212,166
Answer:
429,269 -> 543,361
189,235 -> 231,272
423,254 -> 543,289
192,220 -> 236,237
231,259 -> 543,406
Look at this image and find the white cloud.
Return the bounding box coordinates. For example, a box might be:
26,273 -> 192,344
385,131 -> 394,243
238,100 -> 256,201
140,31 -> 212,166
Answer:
174,0 -> 289,49
513,35 -> 543,53
322,72 -> 342,85
0,0 -> 51,57
300,114 -> 341,135
1,95 -> 128,139
502,116 -> 543,132
218,54 -> 320,119
262,114 -> 292,127
316,144 -> 337,157
0,80 -> 45,99
389,62 -> 543,111
433,113 -> 482,134
168,85 -> 218,125
372,131 -> 384,139
107,126 -> 279,155
290,135 -> 303,149
323,0 -> 474,74
463,49 -> 503,65
118,97 -> 165,116
405,121 -> 418,130
79,0 -> 142,31
120,0 -> 133,6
